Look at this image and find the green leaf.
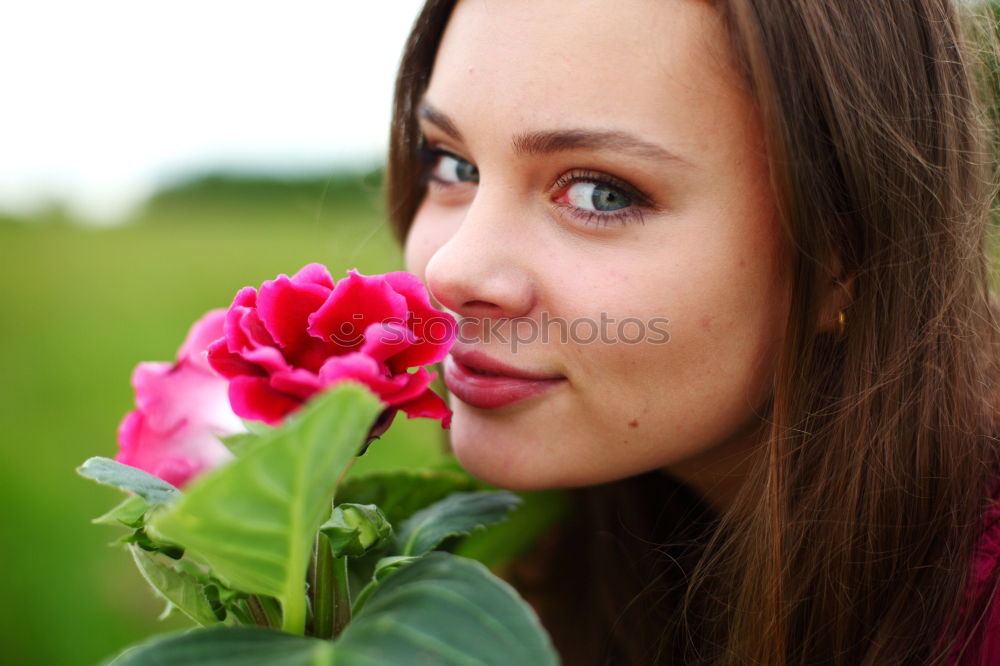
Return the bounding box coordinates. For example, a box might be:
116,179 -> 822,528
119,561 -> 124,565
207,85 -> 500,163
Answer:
106,626 -> 334,666
173,558 -> 213,584
320,504 -> 393,559
217,432 -> 262,457
336,469 -> 486,601
77,457 -> 180,504
106,554 -> 559,666
158,601 -> 180,622
93,495 -> 150,528
147,383 -> 383,635
335,467 -> 484,527
394,491 -> 523,557
130,545 -> 220,626
337,551 -> 559,666
454,490 -> 571,571
123,528 -> 184,560
371,555 -> 422,582
241,419 -> 275,437
350,555 -> 422,616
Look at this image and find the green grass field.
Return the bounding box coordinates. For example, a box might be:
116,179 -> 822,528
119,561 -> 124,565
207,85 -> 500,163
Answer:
0,178 -> 455,665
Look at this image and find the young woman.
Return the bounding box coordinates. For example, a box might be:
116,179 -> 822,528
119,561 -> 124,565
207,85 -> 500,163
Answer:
386,1 -> 1000,663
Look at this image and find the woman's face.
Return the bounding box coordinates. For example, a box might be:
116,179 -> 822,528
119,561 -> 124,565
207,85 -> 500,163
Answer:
404,0 -> 790,498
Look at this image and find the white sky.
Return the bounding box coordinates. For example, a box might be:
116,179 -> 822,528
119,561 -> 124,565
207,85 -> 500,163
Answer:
0,1 -> 426,223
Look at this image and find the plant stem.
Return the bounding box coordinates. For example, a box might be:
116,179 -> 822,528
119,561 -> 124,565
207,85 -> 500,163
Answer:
350,580 -> 377,617
331,553 -> 352,637
258,595 -> 284,631
312,535 -> 335,639
281,580 -> 305,634
246,596 -> 271,627
229,599 -> 257,626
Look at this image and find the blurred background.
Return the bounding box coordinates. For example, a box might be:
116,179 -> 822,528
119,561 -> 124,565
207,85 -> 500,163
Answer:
0,2 -> 451,664
3,2 -> 999,665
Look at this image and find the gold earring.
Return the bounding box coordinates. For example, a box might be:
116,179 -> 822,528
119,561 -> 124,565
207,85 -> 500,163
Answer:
836,310 -> 846,339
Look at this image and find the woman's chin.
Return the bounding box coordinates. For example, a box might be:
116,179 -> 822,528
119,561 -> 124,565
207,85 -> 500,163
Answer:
446,406 -> 558,491
446,411 -> 615,492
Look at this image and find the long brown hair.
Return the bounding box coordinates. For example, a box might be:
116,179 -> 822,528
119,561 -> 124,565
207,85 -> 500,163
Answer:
385,1 -> 1000,663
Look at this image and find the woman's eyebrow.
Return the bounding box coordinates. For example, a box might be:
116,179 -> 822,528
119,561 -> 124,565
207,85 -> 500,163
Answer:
417,100 -> 692,167
418,101 -> 465,143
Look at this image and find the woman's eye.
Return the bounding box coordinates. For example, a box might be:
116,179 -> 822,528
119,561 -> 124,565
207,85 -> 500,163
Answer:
419,147 -> 479,185
561,181 -> 632,212
552,172 -> 650,227
417,143 -> 650,227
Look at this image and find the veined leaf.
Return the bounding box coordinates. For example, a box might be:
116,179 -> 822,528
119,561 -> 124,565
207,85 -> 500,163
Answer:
93,495 -> 150,528
394,491 -> 522,557
217,432 -> 263,457
335,467 -> 483,527
106,554 -> 559,666
241,419 -> 275,437
130,545 -> 220,627
106,626 -> 333,666
147,383 -> 383,635
337,552 -> 559,666
454,490 -> 571,571
77,457 -> 180,505
349,555 -> 422,616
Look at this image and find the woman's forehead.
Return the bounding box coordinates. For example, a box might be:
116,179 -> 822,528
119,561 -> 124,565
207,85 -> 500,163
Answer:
426,0 -> 752,165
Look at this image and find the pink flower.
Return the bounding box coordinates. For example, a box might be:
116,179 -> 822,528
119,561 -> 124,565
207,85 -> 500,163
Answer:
116,310 -> 243,488
207,264 -> 455,434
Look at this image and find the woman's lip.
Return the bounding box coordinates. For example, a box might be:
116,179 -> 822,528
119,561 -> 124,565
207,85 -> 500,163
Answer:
443,354 -> 566,409
450,349 -> 564,381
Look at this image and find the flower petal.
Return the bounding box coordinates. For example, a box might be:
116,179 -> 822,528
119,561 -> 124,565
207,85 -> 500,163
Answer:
381,272 -> 457,371
177,309 -> 227,371
241,345 -> 293,375
380,367 -> 440,407
256,273 -> 331,349
133,360 -> 243,434
223,287 -> 262,352
399,389 -> 453,429
269,368 -> 323,401
292,263 -> 335,289
115,409 -> 145,462
228,375 -> 302,426
361,322 -> 417,365
207,338 -> 267,379
202,265 -> 453,432
307,269 -> 409,352
150,457 -> 201,489
318,354 -> 438,409
115,407 -> 236,488
316,353 -> 415,405
130,361 -> 178,430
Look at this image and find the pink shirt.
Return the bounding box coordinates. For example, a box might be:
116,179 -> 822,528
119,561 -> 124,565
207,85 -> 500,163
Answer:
948,476 -> 1000,665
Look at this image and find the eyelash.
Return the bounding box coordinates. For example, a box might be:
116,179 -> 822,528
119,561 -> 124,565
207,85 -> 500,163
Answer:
415,144 -> 653,228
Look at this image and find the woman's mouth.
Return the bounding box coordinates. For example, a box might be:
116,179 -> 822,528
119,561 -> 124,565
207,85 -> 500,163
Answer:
442,349 -> 566,409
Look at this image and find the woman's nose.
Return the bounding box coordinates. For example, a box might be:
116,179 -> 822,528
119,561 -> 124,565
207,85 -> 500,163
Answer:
423,192 -> 536,322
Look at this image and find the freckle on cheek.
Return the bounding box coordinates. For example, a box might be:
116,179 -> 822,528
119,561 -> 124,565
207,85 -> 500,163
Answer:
628,419 -> 639,428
